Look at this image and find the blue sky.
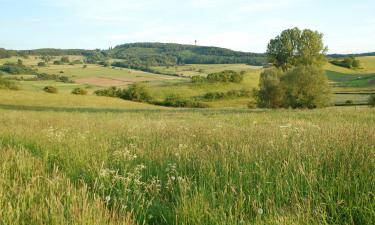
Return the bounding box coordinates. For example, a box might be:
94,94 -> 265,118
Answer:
0,0 -> 374,53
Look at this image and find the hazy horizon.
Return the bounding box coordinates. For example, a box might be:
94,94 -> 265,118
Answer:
1,0 -> 374,54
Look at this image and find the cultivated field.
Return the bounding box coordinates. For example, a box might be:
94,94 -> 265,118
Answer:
0,90 -> 374,224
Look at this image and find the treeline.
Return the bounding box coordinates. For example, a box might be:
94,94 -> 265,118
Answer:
0,48 -> 17,59
330,57 -> 361,69
0,61 -> 73,83
191,70 -> 244,83
109,43 -> 266,66
94,84 -> 207,108
328,52 -> 375,58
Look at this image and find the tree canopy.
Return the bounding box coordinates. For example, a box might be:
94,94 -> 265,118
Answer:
255,28 -> 331,109
266,27 -> 327,71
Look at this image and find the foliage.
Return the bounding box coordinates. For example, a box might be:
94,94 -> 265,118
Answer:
95,84 -> 152,103
43,86 -> 58,93
0,63 -> 36,75
254,68 -> 285,108
255,66 -> 330,109
0,48 -> 16,58
331,57 -> 361,69
71,87 -> 88,95
157,94 -> 207,108
267,27 -> 327,71
282,65 -> 331,108
61,56 -> 70,63
201,89 -> 251,101
94,86 -> 122,97
36,73 -> 73,83
191,75 -> 205,83
109,43 -> 266,66
38,62 -> 47,67
369,94 -> 375,107
40,55 -> 53,62
191,70 -> 244,83
257,28 -> 331,109
207,70 -> 244,83
0,75 -> 19,90
119,83 -> 152,102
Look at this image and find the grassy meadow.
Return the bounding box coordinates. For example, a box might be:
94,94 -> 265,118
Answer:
0,90 -> 374,224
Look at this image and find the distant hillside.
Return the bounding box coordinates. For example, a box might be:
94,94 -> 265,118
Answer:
328,52 -> 375,58
109,43 -> 266,66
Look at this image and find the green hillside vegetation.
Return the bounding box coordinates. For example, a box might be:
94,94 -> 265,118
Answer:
108,43 -> 266,66
330,57 -> 361,69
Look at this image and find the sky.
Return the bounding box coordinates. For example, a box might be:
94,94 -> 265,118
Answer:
0,0 -> 374,53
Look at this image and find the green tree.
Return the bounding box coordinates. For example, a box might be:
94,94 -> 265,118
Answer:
38,62 -> 47,67
281,65 -> 331,108
120,83 -> 152,102
267,27 -> 327,71
255,28 -> 331,109
61,56 -> 70,63
254,68 -> 285,108
71,87 -> 88,95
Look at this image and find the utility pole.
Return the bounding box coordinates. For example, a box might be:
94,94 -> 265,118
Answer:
195,40 -> 197,46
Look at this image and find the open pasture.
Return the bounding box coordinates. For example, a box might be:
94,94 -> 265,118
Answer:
0,89 -> 374,225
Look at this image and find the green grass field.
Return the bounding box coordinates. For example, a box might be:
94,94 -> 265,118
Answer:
0,89 -> 374,224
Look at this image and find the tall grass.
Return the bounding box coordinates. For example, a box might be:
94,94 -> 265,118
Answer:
0,106 -> 374,224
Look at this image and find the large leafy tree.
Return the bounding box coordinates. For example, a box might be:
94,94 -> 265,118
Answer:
254,68 -> 285,108
281,65 -> 331,108
255,28 -> 331,108
267,27 -> 327,71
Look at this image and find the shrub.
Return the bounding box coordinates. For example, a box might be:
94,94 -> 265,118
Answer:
345,100 -> 353,105
37,62 -> 47,67
0,76 -> 19,90
71,87 -> 88,95
254,66 -> 331,109
72,60 -> 83,65
161,94 -> 207,108
36,73 -> 73,83
191,70 -> 244,83
253,68 -> 285,108
282,65 -> 331,108
53,61 -> 63,65
120,83 -> 152,102
43,86 -> 58,93
202,89 -> 251,101
191,75 -> 205,83
0,63 -> 35,75
331,57 -> 361,69
369,94 -> 375,107
207,70 -> 243,83
247,100 -> 257,109
83,65 -> 87,68
61,56 -> 70,63
94,87 -> 121,97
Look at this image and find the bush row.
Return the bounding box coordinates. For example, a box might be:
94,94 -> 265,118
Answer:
200,89 -> 251,101
191,70 -> 245,83
94,85 -> 207,108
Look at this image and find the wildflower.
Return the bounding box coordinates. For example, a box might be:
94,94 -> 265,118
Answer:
105,195 -> 111,202
257,208 -> 263,215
